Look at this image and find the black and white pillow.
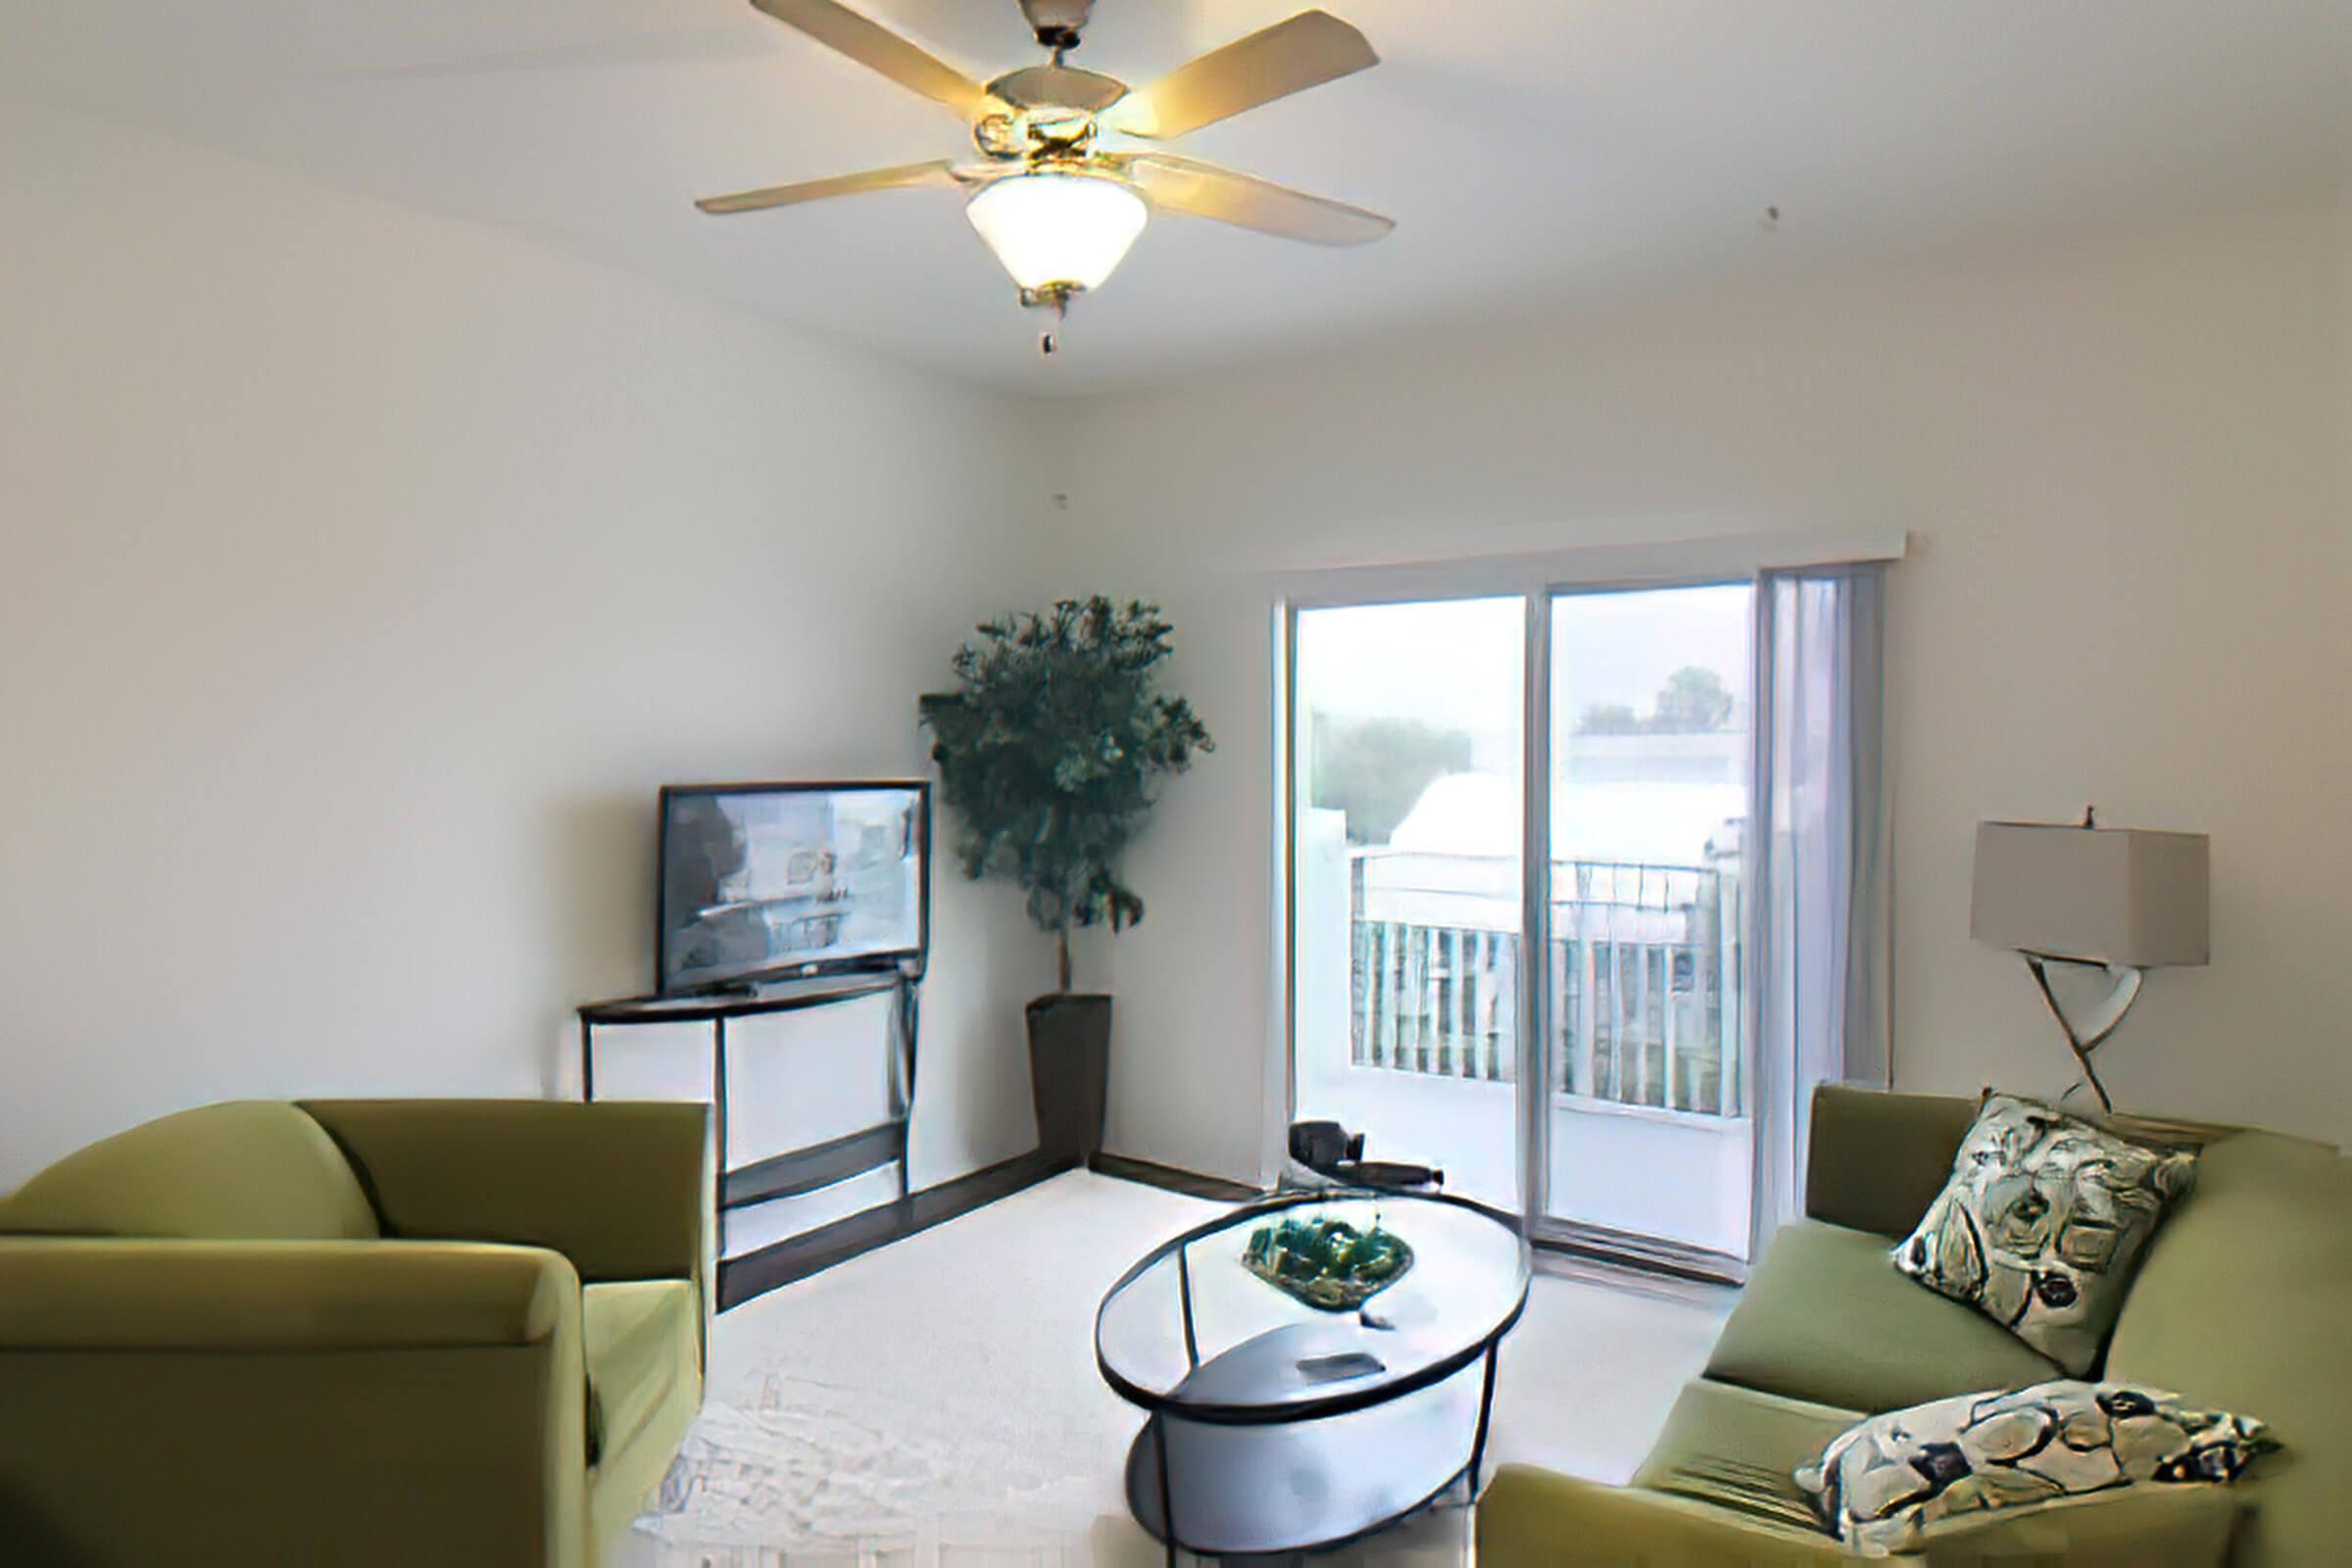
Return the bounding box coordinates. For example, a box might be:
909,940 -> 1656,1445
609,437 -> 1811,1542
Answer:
1892,1094 -> 2195,1373
1796,1381 -> 2272,1554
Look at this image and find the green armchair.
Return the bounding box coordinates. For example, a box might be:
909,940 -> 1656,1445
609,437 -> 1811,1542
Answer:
0,1098 -> 710,1567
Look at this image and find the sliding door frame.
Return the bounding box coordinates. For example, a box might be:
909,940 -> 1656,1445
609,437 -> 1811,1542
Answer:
1526,575 -> 1752,1285
1277,545 -> 1798,1283
1278,576 -> 1532,1223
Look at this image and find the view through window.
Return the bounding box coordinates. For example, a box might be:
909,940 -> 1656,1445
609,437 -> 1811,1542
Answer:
1290,584 -> 1754,1256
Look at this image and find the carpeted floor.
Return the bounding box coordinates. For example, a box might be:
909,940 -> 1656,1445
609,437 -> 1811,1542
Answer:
615,1171 -> 1732,1567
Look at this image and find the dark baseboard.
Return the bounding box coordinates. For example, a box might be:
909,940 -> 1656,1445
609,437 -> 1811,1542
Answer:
717,1148 -> 1075,1311
1088,1151 -> 1264,1203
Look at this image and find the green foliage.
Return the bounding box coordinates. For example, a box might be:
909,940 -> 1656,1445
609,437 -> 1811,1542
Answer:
1242,1214 -> 1414,1311
1310,713 -> 1471,845
918,597 -> 1212,990
1572,666 -> 1737,735
1652,664 -> 1735,732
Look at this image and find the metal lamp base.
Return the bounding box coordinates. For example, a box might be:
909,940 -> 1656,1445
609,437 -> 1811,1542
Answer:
2021,953 -> 2146,1112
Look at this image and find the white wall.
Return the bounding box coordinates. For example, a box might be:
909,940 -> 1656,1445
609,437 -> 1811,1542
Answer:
1048,196 -> 2352,1183
0,102 -> 1047,1188
4,100 -> 2346,1200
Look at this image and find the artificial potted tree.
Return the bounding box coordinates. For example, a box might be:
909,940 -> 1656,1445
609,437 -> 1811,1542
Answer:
919,597 -> 1212,1161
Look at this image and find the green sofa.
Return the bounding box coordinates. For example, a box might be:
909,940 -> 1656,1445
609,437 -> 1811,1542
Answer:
1479,1086 -> 2351,1564
0,1099 -> 710,1566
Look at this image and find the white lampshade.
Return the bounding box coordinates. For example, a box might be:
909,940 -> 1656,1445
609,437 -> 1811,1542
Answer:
1971,821 -> 2210,968
964,172 -> 1148,293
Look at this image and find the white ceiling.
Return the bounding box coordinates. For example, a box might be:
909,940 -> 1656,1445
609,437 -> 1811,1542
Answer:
9,1 -> 2350,392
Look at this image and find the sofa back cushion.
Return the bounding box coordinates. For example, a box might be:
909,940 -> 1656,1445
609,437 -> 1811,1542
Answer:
2105,1130 -> 2351,1567
0,1102 -> 379,1241
1805,1086 -> 1980,1238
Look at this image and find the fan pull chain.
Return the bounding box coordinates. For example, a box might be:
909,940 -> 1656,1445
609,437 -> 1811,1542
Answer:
1038,291 -> 1068,359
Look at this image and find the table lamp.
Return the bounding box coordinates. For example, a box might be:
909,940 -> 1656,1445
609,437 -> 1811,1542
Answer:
1970,810 -> 2209,1111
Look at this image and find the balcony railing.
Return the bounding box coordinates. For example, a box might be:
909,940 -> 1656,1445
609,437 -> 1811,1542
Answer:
1348,853 -> 1742,1118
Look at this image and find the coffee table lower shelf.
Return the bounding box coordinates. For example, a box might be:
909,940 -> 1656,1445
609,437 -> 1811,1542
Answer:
1122,1354 -> 1490,1560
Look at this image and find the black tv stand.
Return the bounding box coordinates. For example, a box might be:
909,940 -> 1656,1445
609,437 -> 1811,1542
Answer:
577,967 -> 919,1309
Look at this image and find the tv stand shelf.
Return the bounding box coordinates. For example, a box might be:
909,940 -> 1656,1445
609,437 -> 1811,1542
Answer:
577,969 -> 919,1309
577,971 -> 903,1034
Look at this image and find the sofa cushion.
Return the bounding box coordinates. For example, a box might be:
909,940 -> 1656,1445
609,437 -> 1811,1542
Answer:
584,1278 -> 702,1542
1633,1378 -> 1860,1532
2106,1130 -> 2352,1568
1480,1463 -> 1852,1567
1892,1095 -> 2195,1376
1806,1085 -> 1982,1239
0,1102 -> 378,1241
1709,1220 -> 2060,1413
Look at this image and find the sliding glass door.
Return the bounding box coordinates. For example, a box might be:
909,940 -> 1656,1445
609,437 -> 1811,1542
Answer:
1290,597 -> 1525,1211
1287,580 -> 1756,1269
1540,585 -> 1754,1258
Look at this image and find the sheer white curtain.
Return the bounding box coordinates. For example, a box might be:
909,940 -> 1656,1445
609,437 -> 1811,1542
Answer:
1744,564 -> 1892,1259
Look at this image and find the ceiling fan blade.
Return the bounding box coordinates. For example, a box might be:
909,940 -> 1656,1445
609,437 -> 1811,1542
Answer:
696,158 -> 965,215
1107,10 -> 1376,138
1114,154 -> 1393,246
747,0 -> 989,117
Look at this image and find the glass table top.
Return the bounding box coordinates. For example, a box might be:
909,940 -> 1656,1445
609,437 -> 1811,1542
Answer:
1095,1191 -> 1530,1422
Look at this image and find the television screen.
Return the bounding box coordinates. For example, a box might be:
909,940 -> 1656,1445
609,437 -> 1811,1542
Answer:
657,781 -> 928,994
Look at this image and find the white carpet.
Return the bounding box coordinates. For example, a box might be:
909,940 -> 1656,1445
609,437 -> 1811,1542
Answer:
615,1172 -> 1732,1567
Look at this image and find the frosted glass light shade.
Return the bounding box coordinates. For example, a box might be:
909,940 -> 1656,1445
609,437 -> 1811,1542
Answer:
964,172 -> 1147,293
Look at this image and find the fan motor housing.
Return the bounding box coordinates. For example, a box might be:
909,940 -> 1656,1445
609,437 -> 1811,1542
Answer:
986,63 -> 1126,115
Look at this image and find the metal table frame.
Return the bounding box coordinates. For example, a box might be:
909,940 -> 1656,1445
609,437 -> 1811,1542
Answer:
1095,1188 -> 1530,1562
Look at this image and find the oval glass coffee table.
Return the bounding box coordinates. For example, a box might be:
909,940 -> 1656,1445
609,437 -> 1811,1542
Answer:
1095,1190 -> 1530,1561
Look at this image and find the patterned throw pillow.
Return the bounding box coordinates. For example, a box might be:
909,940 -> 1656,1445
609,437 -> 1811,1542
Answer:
1795,1381 -> 2273,1554
1892,1094 -> 2195,1373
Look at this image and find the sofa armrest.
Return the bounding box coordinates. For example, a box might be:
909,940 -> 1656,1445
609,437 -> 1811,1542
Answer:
1805,1085 -> 1979,1238
1477,1466 -> 1847,1566
0,1237 -> 573,1349
301,1099 -> 709,1288
0,1238 -> 587,1567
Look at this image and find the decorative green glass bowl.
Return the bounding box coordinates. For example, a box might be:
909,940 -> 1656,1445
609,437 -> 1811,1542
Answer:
1241,1213 -> 1414,1312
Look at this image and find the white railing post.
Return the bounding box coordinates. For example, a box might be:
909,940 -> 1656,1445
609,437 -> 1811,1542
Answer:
1702,876 -> 1718,1111
1497,931 -> 1513,1083
1576,932 -> 1596,1100
1401,926 -> 1420,1071
1663,941 -> 1681,1111
1718,875 -> 1740,1117
1547,934 -> 1567,1094
1350,858 -> 1369,1067
1496,932 -> 1517,1085
1439,930 -> 1458,1081
1636,941 -> 1653,1107
1377,919 -> 1396,1069
1467,929 -> 1485,1079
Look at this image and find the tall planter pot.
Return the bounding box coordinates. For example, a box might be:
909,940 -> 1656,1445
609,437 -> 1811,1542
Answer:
1026,993 -> 1112,1163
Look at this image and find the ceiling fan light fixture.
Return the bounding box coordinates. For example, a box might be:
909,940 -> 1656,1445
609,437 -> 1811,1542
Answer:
964,171 -> 1147,295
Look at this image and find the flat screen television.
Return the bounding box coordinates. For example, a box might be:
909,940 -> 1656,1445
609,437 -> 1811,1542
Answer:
656,780 -> 929,995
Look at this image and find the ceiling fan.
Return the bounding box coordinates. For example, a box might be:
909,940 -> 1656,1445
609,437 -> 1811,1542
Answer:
697,0 -> 1394,353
